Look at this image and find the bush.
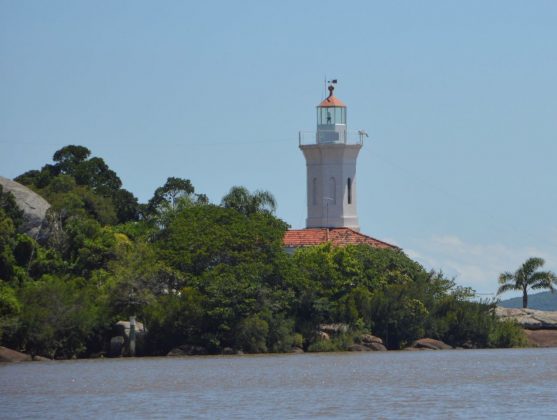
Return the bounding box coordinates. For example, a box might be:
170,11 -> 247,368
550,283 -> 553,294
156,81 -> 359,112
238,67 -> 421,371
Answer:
307,339 -> 339,352
236,315 -> 269,353
488,320 -> 528,348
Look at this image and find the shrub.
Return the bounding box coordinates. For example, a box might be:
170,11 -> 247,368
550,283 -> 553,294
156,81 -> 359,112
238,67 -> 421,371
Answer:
488,320 -> 528,348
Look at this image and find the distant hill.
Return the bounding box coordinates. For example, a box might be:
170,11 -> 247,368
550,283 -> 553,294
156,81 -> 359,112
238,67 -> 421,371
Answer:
499,291 -> 557,311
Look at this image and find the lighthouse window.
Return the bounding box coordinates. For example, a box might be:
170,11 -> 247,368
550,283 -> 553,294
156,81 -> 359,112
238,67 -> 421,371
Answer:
347,178 -> 352,204
329,177 -> 336,204
318,107 -> 346,125
312,178 -> 317,205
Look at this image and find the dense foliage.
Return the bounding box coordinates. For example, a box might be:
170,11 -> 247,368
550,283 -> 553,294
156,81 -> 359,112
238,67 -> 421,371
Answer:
0,146 -> 526,358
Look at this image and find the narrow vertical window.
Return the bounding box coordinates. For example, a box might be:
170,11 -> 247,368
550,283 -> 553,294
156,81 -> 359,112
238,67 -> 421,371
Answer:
329,177 -> 336,204
347,178 -> 352,204
312,178 -> 317,205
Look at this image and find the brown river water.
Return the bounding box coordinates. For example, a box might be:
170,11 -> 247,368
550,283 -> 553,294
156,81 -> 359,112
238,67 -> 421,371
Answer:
1,348 -> 556,419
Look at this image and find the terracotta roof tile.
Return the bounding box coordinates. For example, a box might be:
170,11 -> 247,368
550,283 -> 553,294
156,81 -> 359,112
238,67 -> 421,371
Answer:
283,228 -> 398,250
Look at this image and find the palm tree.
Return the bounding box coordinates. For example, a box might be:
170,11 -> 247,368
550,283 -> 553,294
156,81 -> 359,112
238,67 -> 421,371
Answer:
497,257 -> 557,308
221,186 -> 276,216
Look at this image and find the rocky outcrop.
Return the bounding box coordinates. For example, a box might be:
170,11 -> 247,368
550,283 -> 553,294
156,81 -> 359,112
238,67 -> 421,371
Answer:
319,323 -> 349,335
108,320 -> 146,357
348,344 -> 371,352
167,344 -> 208,356
359,334 -> 387,351
109,336 -> 125,357
365,342 -> 388,351
0,346 -> 32,363
113,320 -> 146,337
408,338 -> 452,350
495,307 -> 557,330
523,329 -> 557,347
0,176 -> 50,240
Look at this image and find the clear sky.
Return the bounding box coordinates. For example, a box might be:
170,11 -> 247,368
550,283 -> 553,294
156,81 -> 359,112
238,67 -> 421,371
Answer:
1,1 -> 556,297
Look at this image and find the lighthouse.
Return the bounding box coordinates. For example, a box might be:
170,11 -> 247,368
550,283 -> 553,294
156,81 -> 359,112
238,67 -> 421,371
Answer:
283,82 -> 396,251
300,82 -> 362,230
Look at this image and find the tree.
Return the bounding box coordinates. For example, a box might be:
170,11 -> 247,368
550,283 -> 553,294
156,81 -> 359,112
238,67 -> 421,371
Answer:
0,186 -> 24,228
147,177 -> 195,213
52,145 -> 91,174
497,257 -> 557,308
221,186 -> 276,216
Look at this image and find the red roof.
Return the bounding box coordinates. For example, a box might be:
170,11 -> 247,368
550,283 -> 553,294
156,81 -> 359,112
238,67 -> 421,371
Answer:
283,228 -> 398,250
317,95 -> 346,108
317,85 -> 346,108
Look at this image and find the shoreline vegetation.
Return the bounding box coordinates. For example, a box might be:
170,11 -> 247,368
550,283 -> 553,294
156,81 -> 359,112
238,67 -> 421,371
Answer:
1,146 -> 529,361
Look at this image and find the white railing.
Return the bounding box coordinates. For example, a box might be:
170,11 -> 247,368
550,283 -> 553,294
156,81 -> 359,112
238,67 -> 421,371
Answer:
298,130 -> 368,146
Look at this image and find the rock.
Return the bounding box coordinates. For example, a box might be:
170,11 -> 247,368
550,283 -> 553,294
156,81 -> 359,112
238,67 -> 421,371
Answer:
319,323 -> 349,335
0,176 -> 51,240
361,334 -> 384,345
348,344 -> 371,352
410,338 -> 452,350
0,346 -> 32,363
523,329 -> 557,347
113,320 -> 146,338
462,341 -> 476,349
366,342 -> 388,351
109,336 -> 125,357
32,355 -> 51,361
167,344 -> 208,356
290,346 -> 304,354
222,347 -> 236,355
110,320 -> 146,356
495,307 -> 557,330
316,331 -> 330,341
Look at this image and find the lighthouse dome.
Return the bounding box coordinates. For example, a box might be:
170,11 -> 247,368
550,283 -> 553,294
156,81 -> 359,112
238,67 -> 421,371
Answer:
317,84 -> 346,108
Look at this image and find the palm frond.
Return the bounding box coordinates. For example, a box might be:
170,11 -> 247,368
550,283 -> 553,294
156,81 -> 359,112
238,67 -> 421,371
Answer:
498,272 -> 515,285
521,257 -> 545,278
497,282 -> 520,295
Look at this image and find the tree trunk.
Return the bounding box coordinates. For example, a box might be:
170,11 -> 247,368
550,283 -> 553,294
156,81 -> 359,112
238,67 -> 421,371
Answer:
523,288 -> 528,308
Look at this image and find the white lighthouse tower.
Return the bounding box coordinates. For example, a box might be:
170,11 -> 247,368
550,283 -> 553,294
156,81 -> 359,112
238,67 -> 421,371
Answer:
300,82 -> 363,231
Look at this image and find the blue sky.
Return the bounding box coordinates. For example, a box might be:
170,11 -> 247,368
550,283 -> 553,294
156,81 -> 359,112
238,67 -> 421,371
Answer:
1,1 -> 556,297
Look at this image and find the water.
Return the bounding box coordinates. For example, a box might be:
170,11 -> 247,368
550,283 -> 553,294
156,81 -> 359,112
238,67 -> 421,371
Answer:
1,348 -> 556,419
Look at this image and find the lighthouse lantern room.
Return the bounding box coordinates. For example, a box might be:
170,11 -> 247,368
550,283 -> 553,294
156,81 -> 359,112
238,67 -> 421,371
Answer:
316,84 -> 347,144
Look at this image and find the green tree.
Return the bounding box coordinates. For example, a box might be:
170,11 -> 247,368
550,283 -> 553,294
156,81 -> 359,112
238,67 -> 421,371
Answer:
221,186 -> 276,216
147,177 -> 195,213
18,275 -> 99,358
0,186 -> 24,228
497,257 -> 557,308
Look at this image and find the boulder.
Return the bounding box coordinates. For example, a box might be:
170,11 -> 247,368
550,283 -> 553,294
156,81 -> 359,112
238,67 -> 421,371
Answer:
290,346 -> 304,354
495,307 -> 557,330
348,344 -> 371,352
113,320 -> 146,338
523,329 -> 557,347
319,323 -> 349,335
0,346 -> 32,363
0,176 -> 51,240
167,344 -> 208,356
109,336 -> 125,357
366,342 -> 388,351
410,338 -> 452,350
110,320 -> 146,356
222,347 -> 236,355
361,334 -> 384,345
